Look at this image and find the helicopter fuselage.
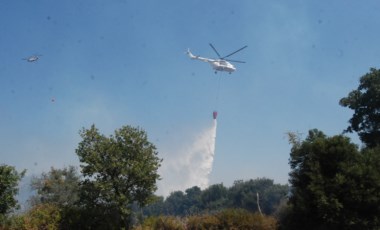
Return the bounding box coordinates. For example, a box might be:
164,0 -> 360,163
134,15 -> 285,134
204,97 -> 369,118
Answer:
210,60 -> 236,73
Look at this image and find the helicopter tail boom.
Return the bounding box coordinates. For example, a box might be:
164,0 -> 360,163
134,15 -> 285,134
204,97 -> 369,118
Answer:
186,49 -> 214,63
186,49 -> 196,59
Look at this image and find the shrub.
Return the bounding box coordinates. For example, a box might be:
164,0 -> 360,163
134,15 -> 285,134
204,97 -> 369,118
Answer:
137,216 -> 185,230
186,214 -> 219,230
215,209 -> 277,230
23,203 -> 61,230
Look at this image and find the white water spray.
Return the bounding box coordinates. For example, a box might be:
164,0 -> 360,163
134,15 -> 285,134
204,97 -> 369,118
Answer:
185,119 -> 217,189
158,119 -> 217,196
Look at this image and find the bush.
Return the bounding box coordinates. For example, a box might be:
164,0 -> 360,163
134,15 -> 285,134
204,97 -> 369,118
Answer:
215,209 -> 277,230
186,214 -> 219,229
0,214 -> 26,230
23,203 -> 61,230
136,216 -> 185,230
136,209 -> 277,230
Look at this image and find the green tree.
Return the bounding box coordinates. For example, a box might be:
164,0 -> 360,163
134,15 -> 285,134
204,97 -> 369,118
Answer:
76,124 -> 162,229
164,191 -> 187,215
353,147 -> 380,229
339,68 -> 380,148
29,166 -> 80,207
227,178 -> 288,215
284,129 -> 380,229
141,195 -> 165,217
0,165 -> 25,216
184,186 -> 202,214
201,183 -> 228,211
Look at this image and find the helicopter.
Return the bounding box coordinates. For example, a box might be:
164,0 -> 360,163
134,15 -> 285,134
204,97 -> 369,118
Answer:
186,43 -> 247,74
23,54 -> 42,62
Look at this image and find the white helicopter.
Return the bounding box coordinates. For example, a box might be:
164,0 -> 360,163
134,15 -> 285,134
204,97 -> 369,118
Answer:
23,54 -> 42,62
187,43 -> 247,74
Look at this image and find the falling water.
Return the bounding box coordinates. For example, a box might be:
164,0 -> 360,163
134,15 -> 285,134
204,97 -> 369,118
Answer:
185,119 -> 218,189
158,119 -> 218,196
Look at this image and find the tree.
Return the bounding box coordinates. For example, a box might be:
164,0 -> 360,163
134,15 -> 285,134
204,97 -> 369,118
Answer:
76,124 -> 162,229
353,147 -> 380,229
284,129 -> 380,229
0,165 -> 25,216
227,178 -> 288,215
29,166 -> 80,207
164,191 -> 187,215
201,183 -> 228,211
184,186 -> 202,214
141,195 -> 165,217
339,68 -> 380,148
161,187 -> 202,216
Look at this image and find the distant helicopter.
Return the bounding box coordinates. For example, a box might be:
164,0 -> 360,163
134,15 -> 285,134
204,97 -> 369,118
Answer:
23,54 -> 42,62
187,43 -> 247,74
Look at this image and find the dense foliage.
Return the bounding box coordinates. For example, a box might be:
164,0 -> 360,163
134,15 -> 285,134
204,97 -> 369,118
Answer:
76,124 -> 162,229
29,166 -> 80,207
136,209 -> 277,230
283,129 -> 380,229
0,165 -> 25,216
143,178 -> 288,217
340,68 -> 380,148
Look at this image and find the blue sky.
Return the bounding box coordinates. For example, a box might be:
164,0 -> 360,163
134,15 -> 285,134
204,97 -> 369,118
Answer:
1,1 -> 380,196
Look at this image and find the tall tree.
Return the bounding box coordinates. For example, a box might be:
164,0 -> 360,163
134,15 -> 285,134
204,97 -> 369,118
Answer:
339,68 -> 380,148
76,124 -> 162,229
29,166 -> 80,207
0,165 -> 25,216
285,129 -> 380,229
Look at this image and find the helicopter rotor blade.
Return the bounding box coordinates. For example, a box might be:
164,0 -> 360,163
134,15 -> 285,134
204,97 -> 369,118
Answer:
222,45 -> 248,59
209,43 -> 222,58
225,59 -> 246,63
